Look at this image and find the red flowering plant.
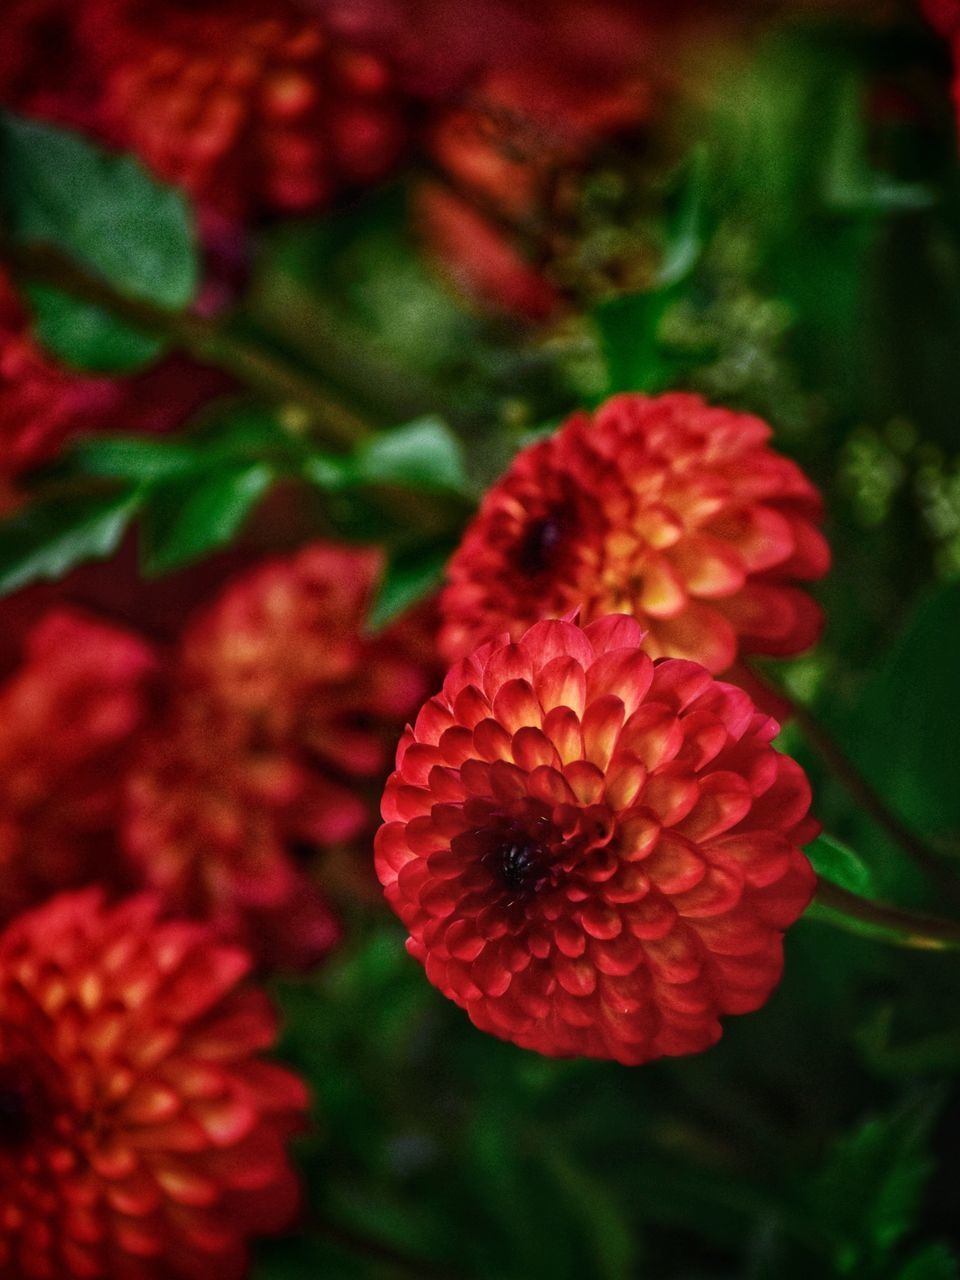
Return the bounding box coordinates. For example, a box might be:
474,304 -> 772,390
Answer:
1,1 -> 960,1278
0,889 -> 306,1279
377,614 -> 816,1063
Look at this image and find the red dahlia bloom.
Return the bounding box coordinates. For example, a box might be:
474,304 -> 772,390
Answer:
440,393 -> 830,676
80,0 -> 408,220
124,700 -> 343,971
122,544 -> 436,967
0,889 -> 307,1279
376,615 -> 817,1064
0,610 -> 156,927
177,543 -> 436,799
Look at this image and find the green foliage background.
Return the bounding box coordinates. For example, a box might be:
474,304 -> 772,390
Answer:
2,10 -> 960,1278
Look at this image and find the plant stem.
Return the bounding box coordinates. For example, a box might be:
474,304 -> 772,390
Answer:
751,665 -> 960,905
813,878 -> 960,952
311,1217 -> 457,1279
2,237 -> 371,450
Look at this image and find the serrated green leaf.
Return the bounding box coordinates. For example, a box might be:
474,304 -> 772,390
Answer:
806,834 -> 877,897
899,1243 -> 960,1280
141,464 -> 273,575
810,1092 -> 943,1274
0,112 -> 198,310
356,417 -> 468,494
24,283 -> 165,373
366,540 -> 451,631
0,488 -> 141,595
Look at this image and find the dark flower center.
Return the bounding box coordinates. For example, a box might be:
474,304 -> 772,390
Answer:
494,839 -> 547,894
0,1086 -> 30,1148
517,514 -> 564,577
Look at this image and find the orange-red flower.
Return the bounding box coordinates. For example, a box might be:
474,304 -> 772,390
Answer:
416,49 -> 653,319
0,888 -> 307,1279
440,393 -> 830,677
0,610 -> 156,927
376,615 -> 817,1064
122,543 -> 436,967
79,0 -> 408,220
124,700 -> 343,971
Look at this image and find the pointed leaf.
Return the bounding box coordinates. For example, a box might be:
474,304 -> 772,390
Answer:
0,487 -> 141,595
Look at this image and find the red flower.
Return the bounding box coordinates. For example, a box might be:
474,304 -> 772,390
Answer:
0,610 -> 157,927
440,393 -> 830,677
376,615 -> 817,1064
78,0 -> 408,220
122,543 -> 436,967
416,52 -> 653,318
0,888 -> 307,1279
177,543 -> 437,804
124,700 -> 343,971
923,0 -> 960,35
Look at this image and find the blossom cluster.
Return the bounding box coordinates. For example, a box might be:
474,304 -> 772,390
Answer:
3,0 -> 946,1274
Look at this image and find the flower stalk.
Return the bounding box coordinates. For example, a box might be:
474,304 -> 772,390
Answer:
812,878 -> 960,952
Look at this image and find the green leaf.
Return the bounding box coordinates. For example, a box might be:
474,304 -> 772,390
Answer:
653,145 -> 709,289
833,584 -> 960,840
823,73 -> 934,216
355,417 -> 468,494
809,1092 -> 943,1274
141,464 -> 273,575
24,283 -> 164,373
68,436 -> 202,484
367,540 -> 452,631
0,488 -> 141,595
593,149 -> 709,397
0,113 -> 198,311
806,834 -> 877,897
899,1244 -> 960,1280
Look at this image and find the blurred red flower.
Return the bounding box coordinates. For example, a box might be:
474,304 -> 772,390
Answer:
121,543 -> 437,967
0,610 -> 157,927
73,0 -> 409,220
124,700 -> 344,971
376,615 -> 817,1064
0,888 -> 307,1279
440,393 -> 830,677
416,39 -> 655,318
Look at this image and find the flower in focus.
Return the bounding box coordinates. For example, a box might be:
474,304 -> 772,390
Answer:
0,609 -> 157,927
77,0 -> 409,220
440,393 -> 830,676
123,543 -> 437,967
0,888 -> 307,1279
376,615 -> 817,1064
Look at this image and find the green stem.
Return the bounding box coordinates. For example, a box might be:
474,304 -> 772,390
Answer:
311,1218 -> 457,1279
2,237 -> 372,450
751,664 -> 960,906
812,877 -> 960,952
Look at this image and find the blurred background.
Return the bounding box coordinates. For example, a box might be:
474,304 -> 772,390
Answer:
2,0 -> 960,1276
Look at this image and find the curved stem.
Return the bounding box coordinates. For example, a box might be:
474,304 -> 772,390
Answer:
2,237 -> 371,450
751,665 -> 960,906
813,877 -> 960,952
